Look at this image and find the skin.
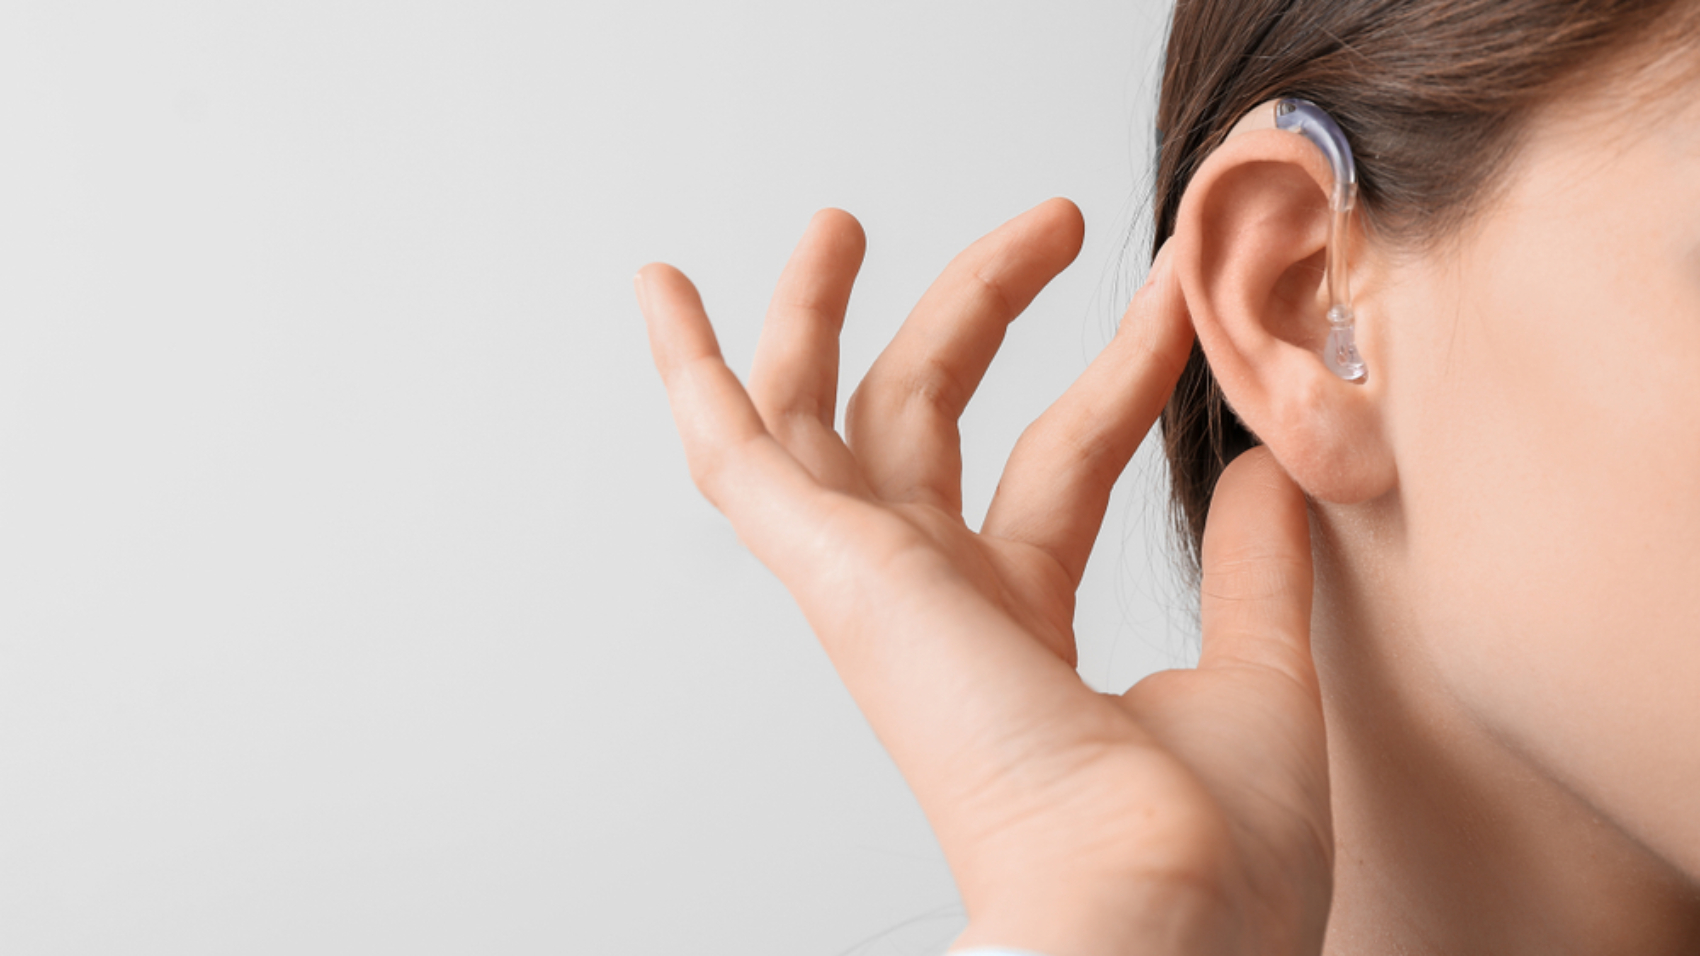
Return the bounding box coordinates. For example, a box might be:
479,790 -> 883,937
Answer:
1309,78 -> 1700,952
636,56 -> 1700,956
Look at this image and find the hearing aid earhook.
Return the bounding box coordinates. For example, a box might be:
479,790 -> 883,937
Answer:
1227,98 -> 1368,383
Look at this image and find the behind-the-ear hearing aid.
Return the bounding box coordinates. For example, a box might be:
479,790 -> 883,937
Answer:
1227,98 -> 1368,383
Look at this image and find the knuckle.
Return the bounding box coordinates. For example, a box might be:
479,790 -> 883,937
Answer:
968,264 -> 1020,322
1057,415 -> 1122,484
784,298 -> 843,332
844,364 -> 959,444
684,431 -> 758,508
903,353 -> 971,416
685,446 -> 730,503
1202,557 -> 1301,604
1016,405 -> 1119,486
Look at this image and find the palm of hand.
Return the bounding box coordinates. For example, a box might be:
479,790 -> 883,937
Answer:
888,505 -> 1077,658
874,495 -> 1331,954
880,501 -> 1331,955
640,200 -> 1332,956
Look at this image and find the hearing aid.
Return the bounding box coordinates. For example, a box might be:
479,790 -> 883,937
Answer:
1227,98 -> 1368,383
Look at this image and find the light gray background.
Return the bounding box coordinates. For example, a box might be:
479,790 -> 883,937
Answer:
0,2 -> 1189,954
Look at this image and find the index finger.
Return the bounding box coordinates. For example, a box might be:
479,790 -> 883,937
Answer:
981,246 -> 1193,586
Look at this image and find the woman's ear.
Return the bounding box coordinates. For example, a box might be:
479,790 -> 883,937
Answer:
1172,128 -> 1396,504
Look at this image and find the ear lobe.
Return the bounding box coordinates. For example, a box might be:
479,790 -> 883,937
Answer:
1173,128 -> 1396,505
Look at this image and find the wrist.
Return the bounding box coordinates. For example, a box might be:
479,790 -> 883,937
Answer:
950,874 -> 1238,956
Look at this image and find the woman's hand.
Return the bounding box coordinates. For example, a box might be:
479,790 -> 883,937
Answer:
635,200 -> 1332,956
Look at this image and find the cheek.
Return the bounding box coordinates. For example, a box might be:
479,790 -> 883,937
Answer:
1385,188 -> 1700,860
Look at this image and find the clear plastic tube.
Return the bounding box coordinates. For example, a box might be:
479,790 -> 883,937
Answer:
1274,99 -> 1367,382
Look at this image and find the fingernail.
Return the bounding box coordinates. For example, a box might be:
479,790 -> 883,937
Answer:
633,271 -> 651,314
1147,242 -> 1173,284
1137,248 -> 1165,293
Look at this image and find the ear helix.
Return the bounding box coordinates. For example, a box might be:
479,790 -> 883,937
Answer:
1229,98 -> 1368,383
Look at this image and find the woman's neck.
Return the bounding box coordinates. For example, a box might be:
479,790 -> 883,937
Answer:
1307,503 -> 1700,955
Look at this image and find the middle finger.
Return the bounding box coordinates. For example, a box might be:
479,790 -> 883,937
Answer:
748,208 -> 869,492
845,198 -> 1084,512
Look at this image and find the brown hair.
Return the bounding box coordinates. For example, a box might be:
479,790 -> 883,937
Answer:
1154,0 -> 1700,574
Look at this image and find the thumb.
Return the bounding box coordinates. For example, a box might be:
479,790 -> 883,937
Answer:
1197,446 -> 1317,695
